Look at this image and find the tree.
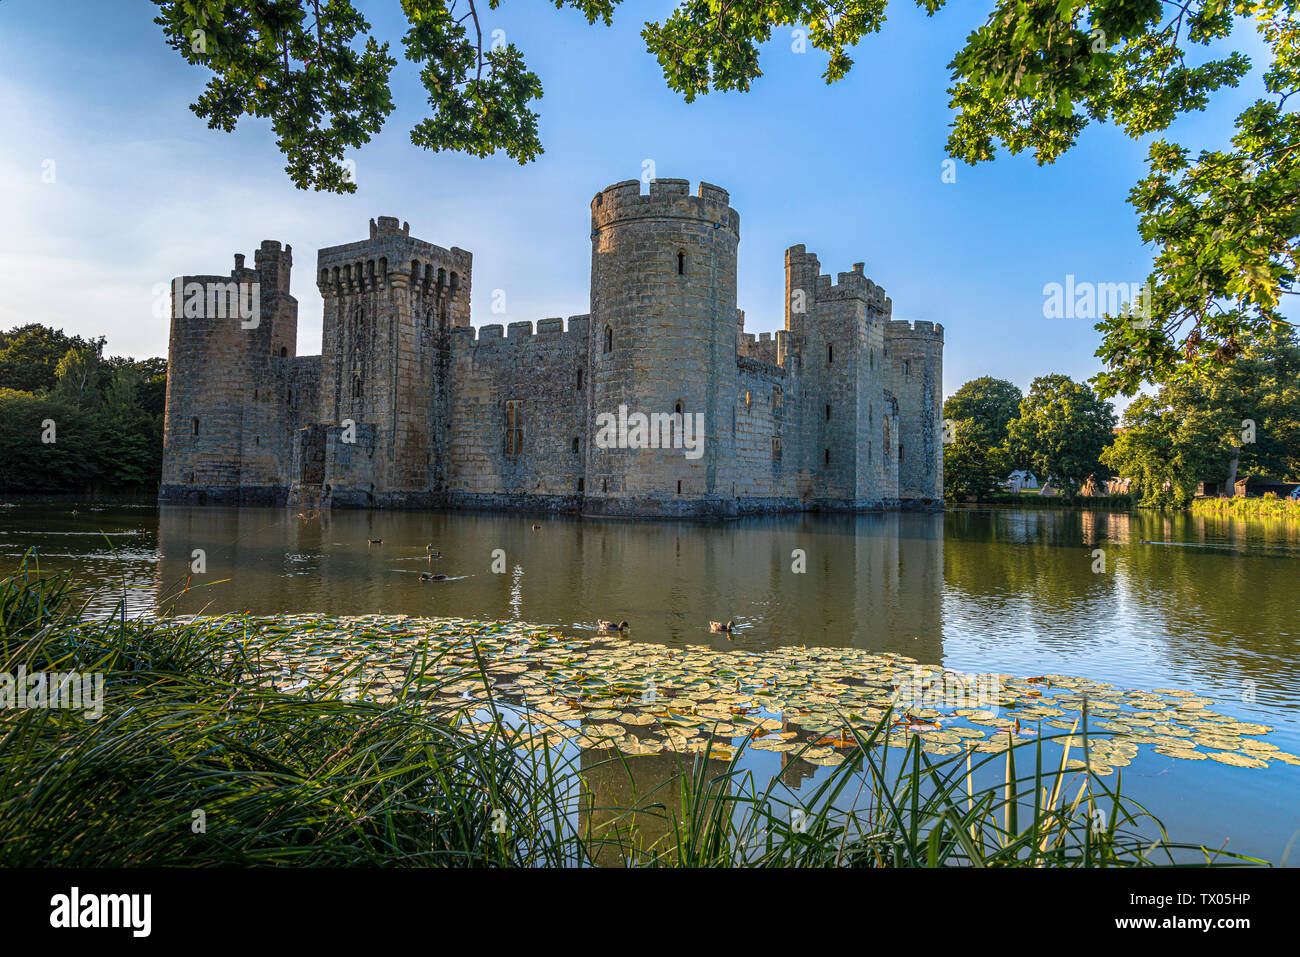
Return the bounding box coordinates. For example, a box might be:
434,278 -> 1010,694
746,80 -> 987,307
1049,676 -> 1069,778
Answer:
146,2 -> 1297,392
1100,395 -> 1205,506
0,390 -> 105,494
943,425 -> 1009,503
1101,326 -> 1300,504
0,325 -> 99,393
53,344 -> 104,411
942,377 -> 1022,450
1005,374 -> 1118,498
0,326 -> 166,493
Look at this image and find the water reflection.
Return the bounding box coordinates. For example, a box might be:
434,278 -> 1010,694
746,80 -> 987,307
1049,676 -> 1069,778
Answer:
148,507 -> 948,662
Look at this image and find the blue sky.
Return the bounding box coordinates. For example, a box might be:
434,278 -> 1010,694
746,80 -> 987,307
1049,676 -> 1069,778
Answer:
0,1 -> 1277,403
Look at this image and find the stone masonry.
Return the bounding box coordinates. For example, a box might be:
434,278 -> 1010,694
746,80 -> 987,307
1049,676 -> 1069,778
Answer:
160,179 -> 944,516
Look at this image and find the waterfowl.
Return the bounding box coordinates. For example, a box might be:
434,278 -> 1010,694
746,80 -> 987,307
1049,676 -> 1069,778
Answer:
709,620 -> 736,634
367,538 -> 383,545
420,572 -> 448,581
597,620 -> 628,633
531,523 -> 542,531
426,544 -> 441,558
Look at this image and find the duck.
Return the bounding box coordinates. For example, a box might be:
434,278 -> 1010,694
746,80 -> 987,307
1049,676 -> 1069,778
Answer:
531,523 -> 542,531
367,538 -> 383,545
426,544 -> 441,558
597,620 -> 628,633
420,572 -> 447,581
709,620 -> 736,634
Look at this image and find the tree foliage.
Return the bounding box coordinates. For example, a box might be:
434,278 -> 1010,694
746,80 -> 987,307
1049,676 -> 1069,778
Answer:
0,327 -> 165,495
1005,373 -> 1118,497
942,376 -> 1023,449
942,425 -> 1010,502
1102,325 -> 1300,504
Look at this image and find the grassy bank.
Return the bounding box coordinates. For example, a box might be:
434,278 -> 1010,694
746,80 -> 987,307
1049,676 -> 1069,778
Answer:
1190,494 -> 1300,517
0,558 -> 1263,867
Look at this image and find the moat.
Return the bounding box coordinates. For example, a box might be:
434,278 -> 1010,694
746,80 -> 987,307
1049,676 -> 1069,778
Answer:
5,503 -> 1300,863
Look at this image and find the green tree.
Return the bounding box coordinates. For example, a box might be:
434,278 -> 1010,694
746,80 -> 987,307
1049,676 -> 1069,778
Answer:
0,390 -> 105,494
943,424 -> 1009,503
0,325 -> 99,393
1101,326 -> 1300,503
0,326 -> 166,493
1005,374 -> 1118,498
53,345 -> 104,411
145,1 -> 1297,391
942,377 -> 1023,450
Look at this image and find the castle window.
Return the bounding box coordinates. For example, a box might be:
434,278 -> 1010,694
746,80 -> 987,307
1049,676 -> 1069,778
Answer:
603,326 -> 613,354
674,401 -> 683,415
825,403 -> 831,421
772,386 -> 782,410
192,417 -> 199,436
824,448 -> 831,466
677,250 -> 686,276
772,437 -> 782,461
903,360 -> 910,375
352,376 -> 363,399
253,389 -> 258,401
576,367 -> 583,391
828,343 -> 834,364
505,400 -> 523,455
578,478 -> 584,492
677,480 -> 682,495
745,390 -> 751,410
572,437 -> 580,455
280,347 -> 288,358
870,349 -> 874,369
899,443 -> 904,461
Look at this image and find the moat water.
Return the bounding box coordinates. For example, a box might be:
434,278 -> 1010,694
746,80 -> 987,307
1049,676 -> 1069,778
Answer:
4,502 -> 1299,863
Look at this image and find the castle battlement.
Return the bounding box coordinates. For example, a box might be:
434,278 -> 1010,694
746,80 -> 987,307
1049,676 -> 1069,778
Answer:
316,220 -> 471,298
163,179 -> 944,516
885,319 -> 945,342
451,314 -> 591,346
592,178 -> 739,235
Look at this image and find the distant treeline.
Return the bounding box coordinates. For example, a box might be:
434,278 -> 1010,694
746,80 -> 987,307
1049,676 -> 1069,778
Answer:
0,324 -> 166,494
943,326 -> 1300,507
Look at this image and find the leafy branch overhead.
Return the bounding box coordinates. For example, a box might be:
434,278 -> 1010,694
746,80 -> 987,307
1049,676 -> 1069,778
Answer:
152,1 -> 1300,393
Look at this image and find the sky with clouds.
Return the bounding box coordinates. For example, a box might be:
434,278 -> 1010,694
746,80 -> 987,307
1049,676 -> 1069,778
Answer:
0,1 -> 1280,405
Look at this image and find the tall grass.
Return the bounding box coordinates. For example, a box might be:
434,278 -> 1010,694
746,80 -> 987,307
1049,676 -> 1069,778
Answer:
0,556 -> 1265,867
1190,493 -> 1300,517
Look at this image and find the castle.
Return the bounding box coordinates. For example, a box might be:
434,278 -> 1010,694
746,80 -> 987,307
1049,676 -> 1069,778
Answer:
160,178 -> 944,517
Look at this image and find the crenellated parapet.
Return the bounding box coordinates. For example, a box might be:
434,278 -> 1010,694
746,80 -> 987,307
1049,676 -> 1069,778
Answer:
316,216 -> 471,319
885,319 -> 945,345
450,314 -> 591,349
591,179 -> 739,237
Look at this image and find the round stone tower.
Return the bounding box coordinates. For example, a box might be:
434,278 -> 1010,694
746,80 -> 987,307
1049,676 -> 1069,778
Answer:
584,178 -> 741,517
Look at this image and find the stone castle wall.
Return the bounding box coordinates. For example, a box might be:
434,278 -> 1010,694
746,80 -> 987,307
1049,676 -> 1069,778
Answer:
444,317 -> 589,510
162,180 -> 943,517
